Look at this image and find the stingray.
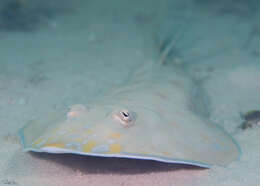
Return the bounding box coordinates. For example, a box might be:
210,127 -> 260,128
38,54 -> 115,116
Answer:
19,46 -> 240,169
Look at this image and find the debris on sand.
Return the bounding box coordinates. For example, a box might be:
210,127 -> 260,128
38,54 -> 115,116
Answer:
240,110 -> 260,129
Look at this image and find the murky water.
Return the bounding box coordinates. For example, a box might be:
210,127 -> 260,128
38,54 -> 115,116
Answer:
0,0 -> 260,185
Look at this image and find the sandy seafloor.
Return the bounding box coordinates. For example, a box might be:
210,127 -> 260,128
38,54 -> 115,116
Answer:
0,0 -> 260,185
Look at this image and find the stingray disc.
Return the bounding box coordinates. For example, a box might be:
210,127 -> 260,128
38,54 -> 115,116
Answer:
19,66 -> 241,168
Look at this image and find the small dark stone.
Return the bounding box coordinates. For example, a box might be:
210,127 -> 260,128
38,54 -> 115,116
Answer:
244,110 -> 260,121
240,110 -> 260,130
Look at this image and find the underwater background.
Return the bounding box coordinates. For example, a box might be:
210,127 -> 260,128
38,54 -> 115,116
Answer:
0,0 -> 260,185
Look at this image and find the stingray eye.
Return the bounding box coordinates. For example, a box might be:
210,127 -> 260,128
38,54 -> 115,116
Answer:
112,109 -> 136,128
121,111 -> 129,119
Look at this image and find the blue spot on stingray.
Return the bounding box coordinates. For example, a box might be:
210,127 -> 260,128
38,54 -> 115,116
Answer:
82,139 -> 88,144
66,142 -> 82,151
108,139 -> 115,144
91,144 -> 109,153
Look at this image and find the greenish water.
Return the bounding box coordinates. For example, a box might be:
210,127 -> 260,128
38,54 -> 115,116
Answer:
0,0 -> 260,185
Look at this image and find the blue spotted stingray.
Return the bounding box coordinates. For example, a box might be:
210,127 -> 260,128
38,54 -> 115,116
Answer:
19,42 -> 240,168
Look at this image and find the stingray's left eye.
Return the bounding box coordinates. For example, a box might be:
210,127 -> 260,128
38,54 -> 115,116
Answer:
112,109 -> 136,128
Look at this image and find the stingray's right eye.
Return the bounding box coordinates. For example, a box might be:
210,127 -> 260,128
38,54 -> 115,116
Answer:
112,109 -> 136,128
